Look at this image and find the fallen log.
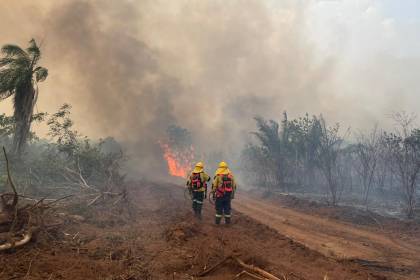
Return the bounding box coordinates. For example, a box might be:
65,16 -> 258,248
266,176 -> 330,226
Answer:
0,231 -> 32,251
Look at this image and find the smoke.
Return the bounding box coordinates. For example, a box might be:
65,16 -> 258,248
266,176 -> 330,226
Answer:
0,0 -> 420,177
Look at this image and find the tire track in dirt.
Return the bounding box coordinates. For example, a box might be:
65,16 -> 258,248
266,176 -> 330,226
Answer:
234,194 -> 420,274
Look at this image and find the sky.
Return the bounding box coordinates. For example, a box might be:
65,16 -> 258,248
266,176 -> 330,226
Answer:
307,0 -> 420,57
0,0 -> 420,174
381,0 -> 419,20
303,0 -> 420,128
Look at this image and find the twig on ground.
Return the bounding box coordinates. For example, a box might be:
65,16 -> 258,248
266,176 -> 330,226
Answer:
233,270 -> 266,279
45,195 -> 74,206
87,194 -> 102,206
197,255 -> 232,277
197,255 -> 281,280
24,251 -> 40,279
234,257 -> 281,280
366,210 -> 384,230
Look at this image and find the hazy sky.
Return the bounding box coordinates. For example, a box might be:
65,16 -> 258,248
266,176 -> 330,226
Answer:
1,0 -> 420,165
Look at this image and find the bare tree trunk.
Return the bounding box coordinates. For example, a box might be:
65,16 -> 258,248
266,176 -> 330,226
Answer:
13,82 -> 36,156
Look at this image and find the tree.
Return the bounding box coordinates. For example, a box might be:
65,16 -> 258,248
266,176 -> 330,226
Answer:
353,126 -> 381,208
315,117 -> 347,206
287,114 -> 323,189
240,144 -> 277,189
47,103 -> 79,158
383,112 -> 420,218
0,39 -> 48,156
252,116 -> 285,190
0,112 -> 46,140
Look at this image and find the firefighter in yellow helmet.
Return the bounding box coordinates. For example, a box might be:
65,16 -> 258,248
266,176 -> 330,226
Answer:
211,161 -> 237,224
186,162 -> 210,219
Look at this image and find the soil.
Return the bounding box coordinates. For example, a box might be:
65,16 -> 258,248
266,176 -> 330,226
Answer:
236,194 -> 420,279
0,182 -> 419,279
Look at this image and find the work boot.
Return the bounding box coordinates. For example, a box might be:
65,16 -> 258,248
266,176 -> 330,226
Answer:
225,217 -> 231,224
215,216 -> 221,225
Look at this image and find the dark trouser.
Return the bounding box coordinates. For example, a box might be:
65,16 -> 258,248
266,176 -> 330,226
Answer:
215,192 -> 232,224
192,191 -> 205,218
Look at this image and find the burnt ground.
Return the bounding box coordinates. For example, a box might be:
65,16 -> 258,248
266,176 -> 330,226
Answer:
0,182 -> 418,279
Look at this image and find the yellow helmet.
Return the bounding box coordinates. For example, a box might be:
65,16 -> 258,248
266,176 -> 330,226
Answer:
215,161 -> 231,175
218,161 -> 228,168
192,162 -> 204,173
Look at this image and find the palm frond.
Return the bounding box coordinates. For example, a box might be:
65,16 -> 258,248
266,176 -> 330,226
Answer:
0,56 -> 31,68
27,39 -> 41,65
0,66 -> 31,92
1,44 -> 28,58
0,90 -> 13,100
0,68 -> 18,96
0,57 -> 15,67
34,67 -> 48,82
0,68 -> 18,91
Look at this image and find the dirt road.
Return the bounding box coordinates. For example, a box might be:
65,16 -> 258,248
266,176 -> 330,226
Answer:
234,193 -> 420,277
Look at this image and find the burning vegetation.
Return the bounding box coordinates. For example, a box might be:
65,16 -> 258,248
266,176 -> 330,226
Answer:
160,125 -> 195,178
160,142 -> 194,178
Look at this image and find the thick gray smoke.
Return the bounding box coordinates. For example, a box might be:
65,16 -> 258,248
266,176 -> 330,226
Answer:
1,0 -> 420,177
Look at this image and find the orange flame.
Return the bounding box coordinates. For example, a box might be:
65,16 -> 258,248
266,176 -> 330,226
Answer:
160,142 -> 194,178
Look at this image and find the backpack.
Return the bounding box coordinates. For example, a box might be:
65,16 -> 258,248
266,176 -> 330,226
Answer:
221,174 -> 233,192
216,174 -> 233,197
191,173 -> 202,189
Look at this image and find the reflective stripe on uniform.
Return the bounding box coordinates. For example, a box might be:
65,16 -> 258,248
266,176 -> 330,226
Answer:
196,200 -> 203,204
215,214 -> 222,217
224,214 -> 231,217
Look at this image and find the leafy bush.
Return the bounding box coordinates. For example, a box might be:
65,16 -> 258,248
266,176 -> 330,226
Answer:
0,104 -> 126,199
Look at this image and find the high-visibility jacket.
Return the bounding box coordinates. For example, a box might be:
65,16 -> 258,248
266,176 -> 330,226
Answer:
187,172 -> 210,192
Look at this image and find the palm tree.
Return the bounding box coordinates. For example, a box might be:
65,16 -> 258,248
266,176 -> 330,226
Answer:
0,39 -> 48,155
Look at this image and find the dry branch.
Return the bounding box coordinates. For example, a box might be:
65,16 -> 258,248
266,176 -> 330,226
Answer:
2,147 -> 19,236
64,167 -> 99,192
3,147 -> 18,202
234,257 -> 281,280
87,194 -> 102,206
198,255 -> 281,280
0,147 -> 64,251
233,270 -> 266,280
62,163 -> 126,208
197,256 -> 231,277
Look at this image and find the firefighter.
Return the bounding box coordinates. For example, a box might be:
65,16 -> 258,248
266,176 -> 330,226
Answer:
211,161 -> 237,225
186,162 -> 210,219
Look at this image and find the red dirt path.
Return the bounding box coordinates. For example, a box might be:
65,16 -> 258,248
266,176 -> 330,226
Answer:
0,182 -> 418,279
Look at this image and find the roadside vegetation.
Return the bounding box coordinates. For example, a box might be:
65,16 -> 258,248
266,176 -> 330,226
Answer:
240,112 -> 420,219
